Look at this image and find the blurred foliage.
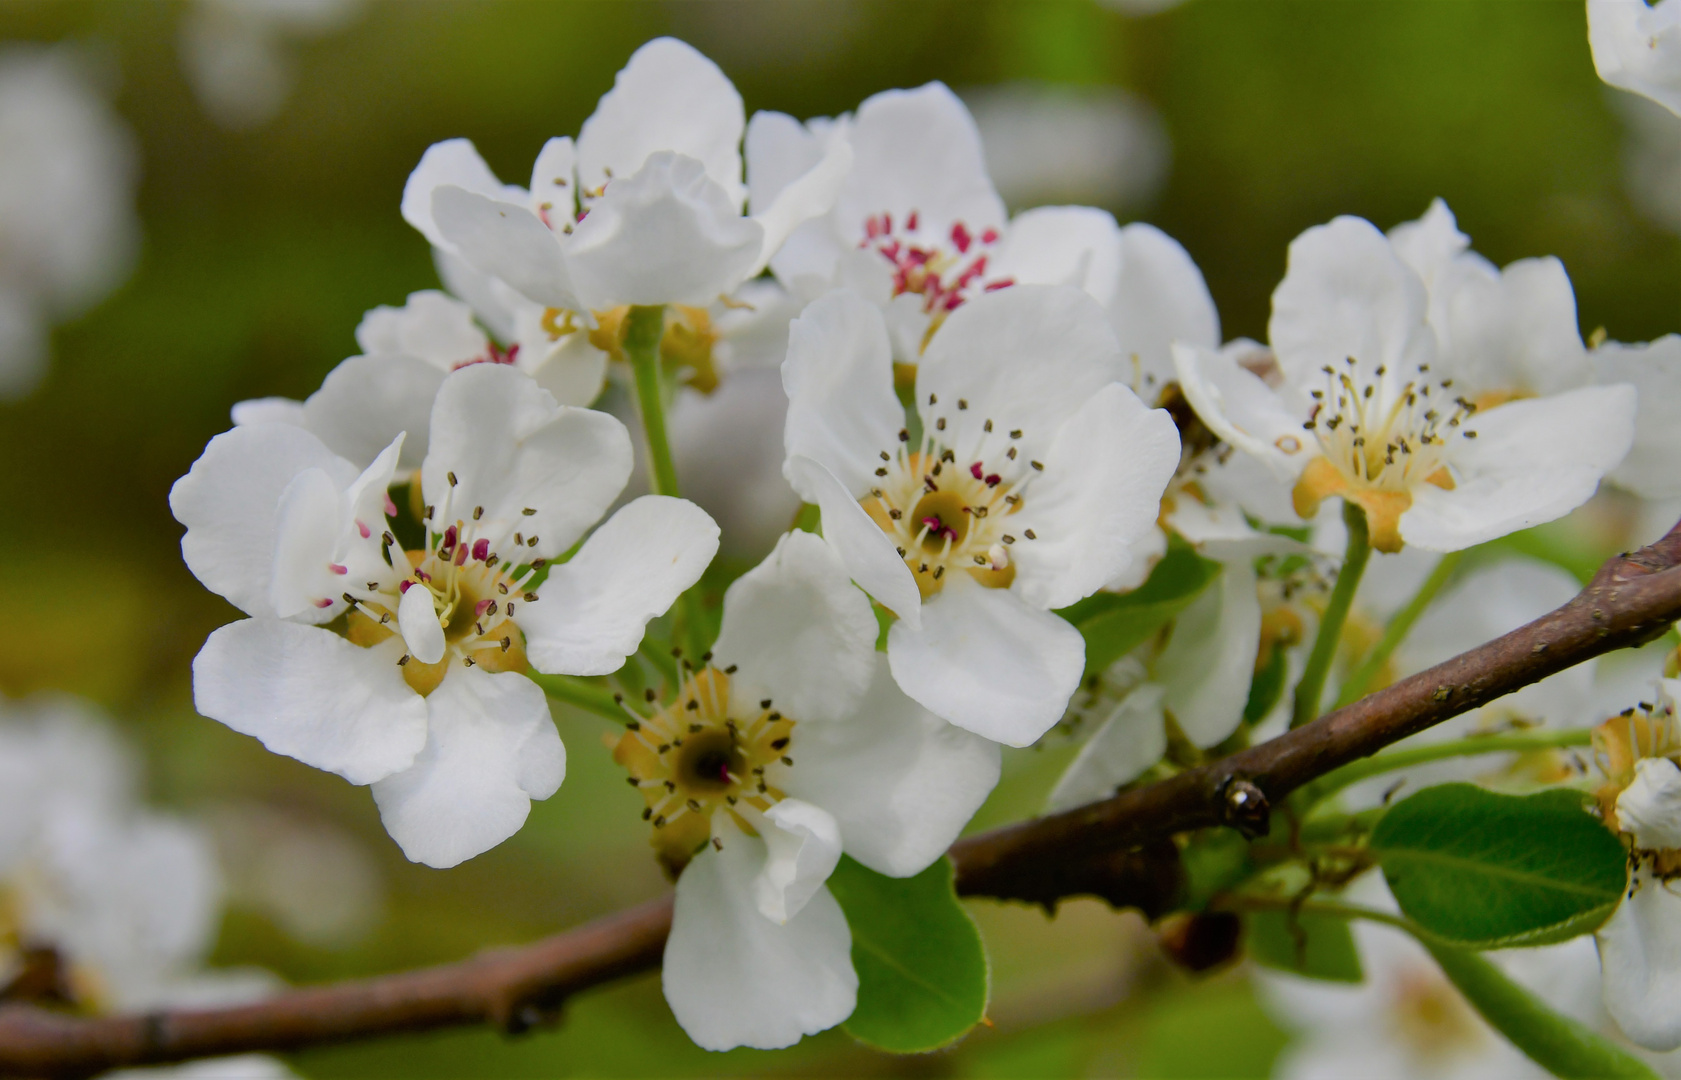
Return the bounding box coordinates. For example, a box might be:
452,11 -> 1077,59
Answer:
0,1 -> 1674,1076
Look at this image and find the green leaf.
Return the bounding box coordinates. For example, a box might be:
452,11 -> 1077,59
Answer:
1371,784 -> 1628,948
827,855 -> 989,1053
1425,943 -> 1658,1079
1246,909 -> 1363,982
1056,541 -> 1222,675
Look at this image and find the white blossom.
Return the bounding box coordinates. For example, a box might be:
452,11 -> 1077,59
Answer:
0,46 -> 139,398
1175,214 -> 1637,553
403,37 -> 849,329
172,364 -> 719,867
178,0 -> 362,129
782,285 -> 1180,746
612,531 -> 999,1050
746,81 -> 1217,383
1589,0 -> 1681,117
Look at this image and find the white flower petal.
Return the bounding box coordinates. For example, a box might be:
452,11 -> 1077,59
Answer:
786,657 -> 1000,876
1599,868 -> 1681,1051
170,424 -> 358,620
396,581 -> 446,665
1045,683 -> 1167,813
1269,215 -> 1435,387
667,368 -> 799,558
520,330 -> 609,408
422,364 -> 633,560
1156,557 -> 1261,748
917,284 -> 1127,463
430,187 -> 581,312
1010,382 -> 1181,610
371,666 -> 563,868
1588,0 -> 1681,117
1402,384 -> 1638,551
1109,222 -> 1221,390
303,354 -> 445,472
1172,341 -> 1313,484
1386,197 -> 1469,289
786,455 -> 921,628
1619,757 -> 1681,851
401,138 -> 523,249
887,576 -> 1084,746
230,396 -> 305,427
434,246 -> 517,341
354,289 -> 485,370
781,289 -> 904,497
748,111 -> 849,286
1432,254 -> 1592,395
992,205 -> 1122,304
712,531 -> 879,725
836,82 -> 1005,238
193,620 -> 427,786
527,136 -> 576,216
567,152 -> 763,309
576,38 -> 745,206
268,467 -> 347,620
664,818 -> 856,1052
750,133 -> 851,277
754,799 -> 843,924
1597,334 -> 1681,499
521,496 -> 719,677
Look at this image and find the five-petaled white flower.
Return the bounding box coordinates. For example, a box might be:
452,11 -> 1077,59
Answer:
171,364 -> 719,868
747,81 -> 1218,383
611,530 -> 999,1051
1592,679 -> 1681,1051
1174,215 -> 1637,553
402,37 -> 850,351
1589,0 -> 1681,117
1386,198 -> 1681,505
782,285 -> 1181,746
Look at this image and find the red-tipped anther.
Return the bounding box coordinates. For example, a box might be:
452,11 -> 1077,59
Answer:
414,570 -> 432,583
985,474 -> 1001,487
922,515 -> 943,532
970,462 -> 984,480
985,278 -> 1015,292
329,563 -> 348,575
951,222 -> 972,253
980,227 -> 999,244
314,598 -> 334,608
384,493 -> 399,517
442,525 -> 458,550
454,543 -> 468,566
472,538 -> 490,561
399,580 -> 413,594
906,210 -> 919,231
357,520 -> 372,539
475,598 -> 496,617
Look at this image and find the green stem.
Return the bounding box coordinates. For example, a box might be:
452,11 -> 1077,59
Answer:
1296,727 -> 1593,810
1335,550 -> 1464,708
625,305 -> 680,498
1292,500 -> 1372,729
1224,895 -> 1656,1079
623,304 -> 709,658
529,673 -> 630,726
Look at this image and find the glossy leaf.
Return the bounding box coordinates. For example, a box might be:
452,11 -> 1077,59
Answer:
1056,541 -> 1222,676
827,855 -> 989,1053
1371,784 -> 1628,948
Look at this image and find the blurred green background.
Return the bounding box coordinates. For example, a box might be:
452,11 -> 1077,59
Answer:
0,1 -> 1674,1076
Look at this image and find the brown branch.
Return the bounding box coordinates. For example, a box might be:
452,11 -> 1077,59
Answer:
6,522 -> 1681,1077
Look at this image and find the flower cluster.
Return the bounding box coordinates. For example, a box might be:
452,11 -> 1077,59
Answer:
154,23 -> 1681,1063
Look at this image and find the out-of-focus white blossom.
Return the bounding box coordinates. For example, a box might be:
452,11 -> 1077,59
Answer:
962,82 -> 1169,211
209,802 -> 383,949
1612,91 -> 1681,234
179,0 -> 362,129
0,696 -> 294,1078
0,46 -> 138,398
1589,0 -> 1681,117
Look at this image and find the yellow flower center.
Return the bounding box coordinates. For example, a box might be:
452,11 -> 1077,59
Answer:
614,668 -> 795,877
1291,358 -> 1478,552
